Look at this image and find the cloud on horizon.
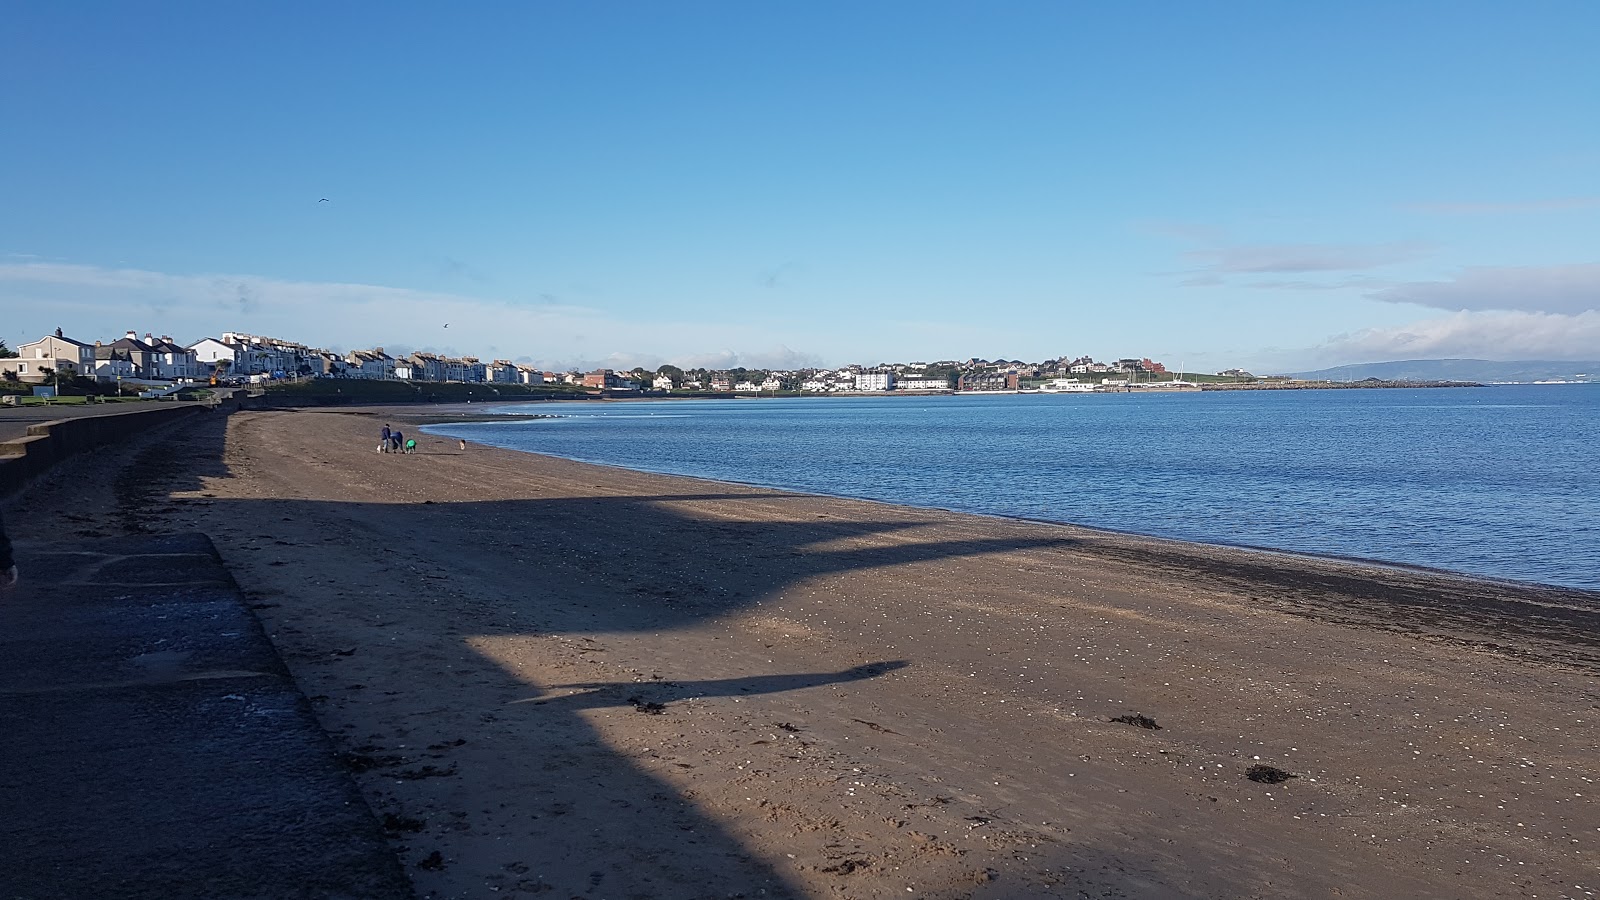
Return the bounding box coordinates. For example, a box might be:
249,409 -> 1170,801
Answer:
0,261 -> 823,372
1370,263 -> 1600,315
1309,309 -> 1600,365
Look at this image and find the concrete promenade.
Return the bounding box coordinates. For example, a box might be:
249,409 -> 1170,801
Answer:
0,532 -> 412,899
0,401 -> 181,442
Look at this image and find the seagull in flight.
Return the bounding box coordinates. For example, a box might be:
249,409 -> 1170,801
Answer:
318,198 -> 329,203
443,323 -> 449,328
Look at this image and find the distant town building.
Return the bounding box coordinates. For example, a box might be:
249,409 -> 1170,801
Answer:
344,348 -> 394,379
958,372 -> 1019,392
582,369 -> 632,389
855,371 -> 894,391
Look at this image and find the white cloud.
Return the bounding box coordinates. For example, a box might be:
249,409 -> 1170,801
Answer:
0,262 -> 827,371
1370,263 -> 1600,314
1403,197 -> 1600,215
1185,241 -> 1429,274
1244,276 -> 1387,292
1311,310 -> 1600,364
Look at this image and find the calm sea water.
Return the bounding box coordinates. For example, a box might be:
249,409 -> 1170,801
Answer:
425,385 -> 1600,591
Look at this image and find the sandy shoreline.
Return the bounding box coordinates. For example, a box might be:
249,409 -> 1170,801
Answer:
9,406 -> 1598,899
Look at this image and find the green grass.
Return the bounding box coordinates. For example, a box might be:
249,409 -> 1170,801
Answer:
17,395 -> 88,405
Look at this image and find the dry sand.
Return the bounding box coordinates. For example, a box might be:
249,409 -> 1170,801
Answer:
10,406 -> 1598,899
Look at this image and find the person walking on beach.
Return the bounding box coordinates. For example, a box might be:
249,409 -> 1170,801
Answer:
0,508 -> 17,591
379,424 -> 392,453
391,429 -> 404,453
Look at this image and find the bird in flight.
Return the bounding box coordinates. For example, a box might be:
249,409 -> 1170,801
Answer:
443,323 -> 449,328
319,198 -> 329,203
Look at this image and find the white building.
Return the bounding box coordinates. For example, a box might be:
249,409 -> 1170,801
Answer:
146,336 -> 200,380
92,348 -> 138,381
855,371 -> 894,391
653,374 -> 675,390
898,377 -> 950,391
190,337 -> 242,372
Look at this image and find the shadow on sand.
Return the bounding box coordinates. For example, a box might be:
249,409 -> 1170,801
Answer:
76,412 -> 1258,898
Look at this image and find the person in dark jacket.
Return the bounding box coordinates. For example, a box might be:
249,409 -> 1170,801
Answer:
0,508 -> 16,590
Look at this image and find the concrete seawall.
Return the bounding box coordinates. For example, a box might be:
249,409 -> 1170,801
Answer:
0,404 -> 211,498
1,531 -> 414,898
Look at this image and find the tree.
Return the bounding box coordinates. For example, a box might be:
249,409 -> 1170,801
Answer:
0,338 -> 16,359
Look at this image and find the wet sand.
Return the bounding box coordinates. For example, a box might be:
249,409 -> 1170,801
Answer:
11,407 -> 1598,899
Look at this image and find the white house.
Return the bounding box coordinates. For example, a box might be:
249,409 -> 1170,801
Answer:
92,348 -> 138,381
653,374 -> 675,390
146,336 -> 200,380
855,372 -> 894,391
190,338 -> 242,373
487,360 -> 518,383
515,365 -> 545,385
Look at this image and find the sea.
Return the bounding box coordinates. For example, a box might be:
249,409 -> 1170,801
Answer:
423,385 -> 1600,592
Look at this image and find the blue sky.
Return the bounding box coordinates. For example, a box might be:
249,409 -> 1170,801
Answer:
4,2 -> 1597,373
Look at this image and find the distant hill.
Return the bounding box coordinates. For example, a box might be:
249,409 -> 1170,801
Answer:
1289,359 -> 1599,383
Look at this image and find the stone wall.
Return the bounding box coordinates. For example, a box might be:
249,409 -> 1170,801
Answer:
0,405 -> 209,498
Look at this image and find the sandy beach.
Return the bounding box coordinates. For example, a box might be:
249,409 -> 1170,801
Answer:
9,405 -> 1597,899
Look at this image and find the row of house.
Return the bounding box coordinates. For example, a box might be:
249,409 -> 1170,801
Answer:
6,330 -> 555,387
10,331 -> 204,383
8,327 -> 1195,395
